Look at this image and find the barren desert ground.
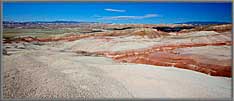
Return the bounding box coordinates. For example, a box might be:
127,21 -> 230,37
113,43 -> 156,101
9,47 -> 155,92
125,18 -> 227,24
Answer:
2,23 -> 232,99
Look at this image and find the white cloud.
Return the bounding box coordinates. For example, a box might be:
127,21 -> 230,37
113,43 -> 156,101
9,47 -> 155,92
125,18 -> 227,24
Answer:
99,14 -> 158,20
143,14 -> 158,18
104,8 -> 126,12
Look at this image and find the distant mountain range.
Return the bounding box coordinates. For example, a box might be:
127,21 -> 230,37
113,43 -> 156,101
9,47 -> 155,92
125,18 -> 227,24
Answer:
175,21 -> 232,25
3,21 -> 232,25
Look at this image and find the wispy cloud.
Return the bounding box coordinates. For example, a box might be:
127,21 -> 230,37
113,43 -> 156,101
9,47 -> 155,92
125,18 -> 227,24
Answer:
99,14 -> 158,20
104,8 -> 126,12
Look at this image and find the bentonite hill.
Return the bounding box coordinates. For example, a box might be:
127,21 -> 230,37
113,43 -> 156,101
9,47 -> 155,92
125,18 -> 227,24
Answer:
2,22 -> 232,99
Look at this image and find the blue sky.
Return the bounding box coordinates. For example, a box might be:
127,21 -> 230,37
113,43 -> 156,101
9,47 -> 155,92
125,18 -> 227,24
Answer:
3,2 -> 232,24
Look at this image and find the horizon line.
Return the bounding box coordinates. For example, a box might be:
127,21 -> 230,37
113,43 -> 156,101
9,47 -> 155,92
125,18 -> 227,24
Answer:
3,20 -> 233,24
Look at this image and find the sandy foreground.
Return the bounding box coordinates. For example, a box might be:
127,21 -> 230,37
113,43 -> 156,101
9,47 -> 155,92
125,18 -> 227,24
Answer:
3,39 -> 231,99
